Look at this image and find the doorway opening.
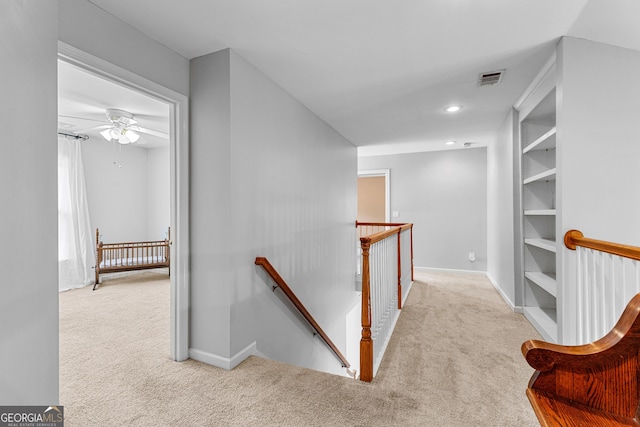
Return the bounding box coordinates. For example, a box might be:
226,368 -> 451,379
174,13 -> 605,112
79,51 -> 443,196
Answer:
357,169 -> 390,223
57,42 -> 189,361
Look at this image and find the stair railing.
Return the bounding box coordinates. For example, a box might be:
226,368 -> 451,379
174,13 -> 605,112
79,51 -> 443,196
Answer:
564,229 -> 640,344
358,222 -> 414,382
254,257 -> 351,370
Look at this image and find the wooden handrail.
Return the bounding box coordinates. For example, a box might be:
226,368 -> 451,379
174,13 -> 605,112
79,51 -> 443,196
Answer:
356,221 -> 409,227
359,224 -> 413,245
564,229 -> 640,262
356,222 -> 411,242
254,257 -> 351,369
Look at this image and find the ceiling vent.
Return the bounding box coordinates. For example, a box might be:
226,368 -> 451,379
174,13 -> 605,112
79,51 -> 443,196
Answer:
477,69 -> 505,87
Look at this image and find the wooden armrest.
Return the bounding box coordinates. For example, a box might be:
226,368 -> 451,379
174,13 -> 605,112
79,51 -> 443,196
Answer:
522,293 -> 640,372
527,389 -> 640,426
522,293 -> 640,423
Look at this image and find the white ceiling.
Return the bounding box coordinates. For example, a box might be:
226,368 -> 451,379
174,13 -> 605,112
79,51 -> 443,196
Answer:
64,0 -> 640,155
58,61 -> 169,148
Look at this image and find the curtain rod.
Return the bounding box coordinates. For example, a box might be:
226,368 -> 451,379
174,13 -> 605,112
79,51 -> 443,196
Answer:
58,131 -> 89,141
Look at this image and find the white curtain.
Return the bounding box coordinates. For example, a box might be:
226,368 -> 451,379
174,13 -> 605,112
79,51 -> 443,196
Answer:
58,137 -> 94,291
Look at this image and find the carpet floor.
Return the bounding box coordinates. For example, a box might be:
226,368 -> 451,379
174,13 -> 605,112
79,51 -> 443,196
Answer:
59,270 -> 540,426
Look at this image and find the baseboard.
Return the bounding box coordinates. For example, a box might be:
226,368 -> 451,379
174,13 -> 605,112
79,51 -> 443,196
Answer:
414,266 -> 487,275
401,280 -> 414,306
486,273 -> 517,311
189,341 -> 257,370
373,307 -> 402,377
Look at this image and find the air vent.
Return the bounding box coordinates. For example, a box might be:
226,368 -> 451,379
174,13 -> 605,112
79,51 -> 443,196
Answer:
478,69 -> 505,86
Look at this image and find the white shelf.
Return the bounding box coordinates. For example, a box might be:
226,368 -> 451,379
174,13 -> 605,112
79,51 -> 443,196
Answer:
523,127 -> 557,154
519,63 -> 557,346
523,168 -> 556,185
524,209 -> 556,216
525,272 -> 557,297
525,238 -> 556,253
523,306 -> 557,343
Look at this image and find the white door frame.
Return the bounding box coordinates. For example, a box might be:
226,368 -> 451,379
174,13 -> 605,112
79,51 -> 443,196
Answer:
357,169 -> 390,222
58,42 -> 190,361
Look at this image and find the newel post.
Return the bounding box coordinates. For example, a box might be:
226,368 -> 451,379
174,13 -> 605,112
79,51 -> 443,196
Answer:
360,237 -> 374,382
410,225 -> 414,282
564,229 -> 583,250
397,228 -> 402,309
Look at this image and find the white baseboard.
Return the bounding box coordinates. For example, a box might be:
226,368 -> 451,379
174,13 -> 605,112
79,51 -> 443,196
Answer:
485,273 -> 524,313
414,266 -> 487,275
401,280 -> 414,306
189,341 -> 256,370
485,272 -> 517,311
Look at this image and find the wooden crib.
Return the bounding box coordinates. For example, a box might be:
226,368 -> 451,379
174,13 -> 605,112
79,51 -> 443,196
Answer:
94,227 -> 170,290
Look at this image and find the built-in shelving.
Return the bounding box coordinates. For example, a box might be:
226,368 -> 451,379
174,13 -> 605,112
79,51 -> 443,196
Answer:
524,209 -> 556,216
525,238 -> 557,253
517,56 -> 558,342
523,127 -> 557,154
525,272 -> 557,297
523,306 -> 557,342
523,168 -> 556,185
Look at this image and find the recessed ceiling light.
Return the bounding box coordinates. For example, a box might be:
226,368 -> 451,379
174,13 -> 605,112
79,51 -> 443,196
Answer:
444,105 -> 463,113
446,141 -> 456,146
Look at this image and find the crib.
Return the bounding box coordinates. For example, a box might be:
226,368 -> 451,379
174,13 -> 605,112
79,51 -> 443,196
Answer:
94,227 -> 170,290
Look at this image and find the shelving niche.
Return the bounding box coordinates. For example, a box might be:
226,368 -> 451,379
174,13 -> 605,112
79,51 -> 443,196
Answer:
519,74 -> 558,343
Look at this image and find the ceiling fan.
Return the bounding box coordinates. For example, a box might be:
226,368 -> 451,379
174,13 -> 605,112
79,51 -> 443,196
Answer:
70,108 -> 169,144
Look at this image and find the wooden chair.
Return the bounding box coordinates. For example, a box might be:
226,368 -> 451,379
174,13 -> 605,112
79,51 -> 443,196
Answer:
522,294 -> 640,426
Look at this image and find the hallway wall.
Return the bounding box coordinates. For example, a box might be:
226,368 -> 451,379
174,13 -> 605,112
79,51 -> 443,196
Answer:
0,1 -> 59,405
190,49 -> 358,375
487,110 -> 518,308
0,0 -> 190,404
557,37 -> 640,342
359,148 -> 487,272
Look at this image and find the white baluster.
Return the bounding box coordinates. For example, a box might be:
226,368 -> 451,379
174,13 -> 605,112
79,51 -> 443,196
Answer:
577,246 -> 584,344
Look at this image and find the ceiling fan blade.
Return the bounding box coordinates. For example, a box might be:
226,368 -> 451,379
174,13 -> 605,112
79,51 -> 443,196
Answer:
74,124 -> 111,133
131,125 -> 169,140
58,114 -> 107,124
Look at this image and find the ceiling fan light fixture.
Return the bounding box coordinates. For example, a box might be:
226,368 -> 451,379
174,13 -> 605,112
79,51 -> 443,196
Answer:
119,134 -> 131,144
100,128 -> 113,141
124,129 -> 140,143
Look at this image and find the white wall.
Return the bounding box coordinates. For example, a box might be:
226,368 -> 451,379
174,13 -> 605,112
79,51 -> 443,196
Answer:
189,49 -> 358,375
0,1 -> 59,405
0,0 -> 187,404
190,49 -> 233,361
81,142 -> 169,243
487,110 -> 518,308
82,142 -> 148,242
229,51 -> 358,375
557,37 -> 640,342
358,148 -> 488,272
147,147 -> 170,240
58,0 -> 189,96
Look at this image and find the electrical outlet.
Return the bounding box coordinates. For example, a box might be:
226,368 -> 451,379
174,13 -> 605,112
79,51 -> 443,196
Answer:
468,252 -> 476,262
392,211 -> 399,218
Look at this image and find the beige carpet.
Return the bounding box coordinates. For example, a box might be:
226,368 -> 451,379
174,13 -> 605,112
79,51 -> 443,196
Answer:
59,270 -> 540,426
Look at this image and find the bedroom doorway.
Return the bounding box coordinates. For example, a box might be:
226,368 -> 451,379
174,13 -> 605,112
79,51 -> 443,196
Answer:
357,169 -> 390,223
57,43 -> 189,361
